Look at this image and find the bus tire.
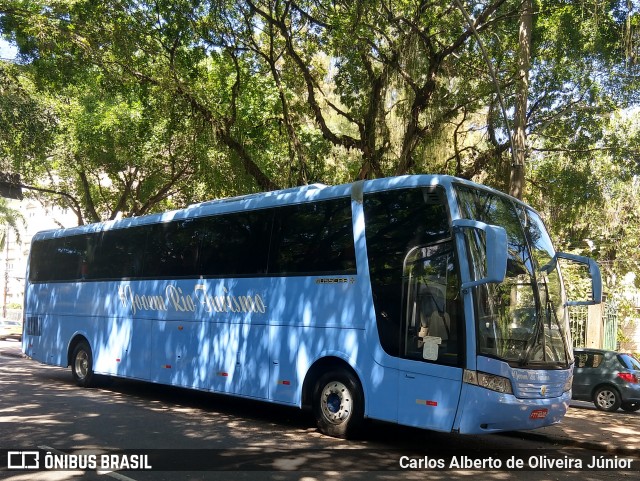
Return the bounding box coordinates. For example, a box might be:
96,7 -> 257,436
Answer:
312,370 -> 364,439
71,341 -> 95,388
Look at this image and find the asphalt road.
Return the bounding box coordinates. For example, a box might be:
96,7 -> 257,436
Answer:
0,339 -> 637,481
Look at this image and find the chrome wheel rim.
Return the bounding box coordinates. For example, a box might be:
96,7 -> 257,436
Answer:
75,350 -> 89,380
596,390 -> 615,409
320,381 -> 352,425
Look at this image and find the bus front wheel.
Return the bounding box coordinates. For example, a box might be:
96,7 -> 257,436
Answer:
312,370 -> 364,439
71,341 -> 95,388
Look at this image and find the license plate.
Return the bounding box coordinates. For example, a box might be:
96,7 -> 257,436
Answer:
530,409 -> 548,419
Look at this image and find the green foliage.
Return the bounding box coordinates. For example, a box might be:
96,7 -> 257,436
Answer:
0,197 -> 24,248
2,1 -> 640,319
0,62 -> 56,177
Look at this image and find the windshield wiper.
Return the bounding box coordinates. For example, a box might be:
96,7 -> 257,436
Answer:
518,277 -> 544,367
518,319 -> 542,367
519,278 -> 570,368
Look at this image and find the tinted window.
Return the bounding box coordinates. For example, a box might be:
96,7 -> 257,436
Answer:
364,187 -> 453,358
575,352 -> 604,368
89,227 -> 148,279
618,354 -> 640,370
29,234 -> 93,282
199,210 -> 272,276
269,198 -> 355,275
145,219 -> 201,278
30,198 -> 354,282
29,239 -> 55,282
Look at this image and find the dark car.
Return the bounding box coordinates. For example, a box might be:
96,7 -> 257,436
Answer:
572,348 -> 640,412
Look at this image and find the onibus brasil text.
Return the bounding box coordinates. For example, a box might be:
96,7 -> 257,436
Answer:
34,452 -> 152,471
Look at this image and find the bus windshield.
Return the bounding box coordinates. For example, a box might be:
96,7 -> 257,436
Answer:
457,186 -> 571,368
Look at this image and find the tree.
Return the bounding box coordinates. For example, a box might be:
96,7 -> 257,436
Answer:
511,0 -> 533,200
1,0 -> 282,198
0,61 -> 56,180
47,76 -> 220,222
246,0 -> 515,180
0,197 -> 23,248
1,0 -> 639,221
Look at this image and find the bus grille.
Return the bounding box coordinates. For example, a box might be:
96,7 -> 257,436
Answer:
513,380 -> 564,399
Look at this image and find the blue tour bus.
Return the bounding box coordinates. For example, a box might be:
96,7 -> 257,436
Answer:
22,175 -> 601,438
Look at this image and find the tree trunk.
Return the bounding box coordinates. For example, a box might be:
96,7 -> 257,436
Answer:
510,0 -> 533,200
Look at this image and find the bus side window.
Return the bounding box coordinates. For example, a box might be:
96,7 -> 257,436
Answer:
363,187 -> 454,360
269,198 -> 355,275
144,220 -> 201,278
198,210 -> 272,277
403,242 -> 460,364
89,228 -> 147,280
29,235 -> 92,282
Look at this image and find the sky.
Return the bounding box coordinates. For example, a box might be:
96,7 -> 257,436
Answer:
0,38 -> 18,60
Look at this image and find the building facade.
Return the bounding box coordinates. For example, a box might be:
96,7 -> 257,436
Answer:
1,198 -> 77,318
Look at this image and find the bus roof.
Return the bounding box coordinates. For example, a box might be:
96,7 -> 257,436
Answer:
31,175 -> 526,241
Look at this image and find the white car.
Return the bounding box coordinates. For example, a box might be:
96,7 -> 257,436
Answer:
0,319 -> 23,340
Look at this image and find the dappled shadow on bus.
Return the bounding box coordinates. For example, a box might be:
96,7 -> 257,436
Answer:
26,273 -> 479,443
30,272 -> 362,387
22,273 -> 531,449
23,261 -> 530,449
0,356 -> 531,449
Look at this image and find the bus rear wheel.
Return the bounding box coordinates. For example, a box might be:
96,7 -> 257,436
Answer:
312,370 -> 363,439
71,341 -> 95,388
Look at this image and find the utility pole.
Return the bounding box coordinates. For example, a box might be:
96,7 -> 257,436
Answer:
3,229 -> 9,319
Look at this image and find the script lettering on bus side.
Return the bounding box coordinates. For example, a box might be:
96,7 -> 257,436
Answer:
118,284 -> 267,316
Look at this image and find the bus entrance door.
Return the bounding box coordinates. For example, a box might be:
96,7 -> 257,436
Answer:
397,361 -> 462,431
397,242 -> 463,431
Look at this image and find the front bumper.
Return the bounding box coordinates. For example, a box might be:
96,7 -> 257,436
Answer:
455,383 -> 571,434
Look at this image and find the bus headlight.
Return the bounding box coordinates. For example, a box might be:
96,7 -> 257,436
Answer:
563,375 -> 573,393
464,369 -> 513,394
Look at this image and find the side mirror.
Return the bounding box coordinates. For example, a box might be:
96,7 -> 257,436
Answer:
453,219 -> 508,290
542,252 -> 602,306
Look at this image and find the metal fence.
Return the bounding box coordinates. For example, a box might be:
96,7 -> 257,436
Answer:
603,302 -> 618,351
568,303 -> 618,350
569,305 -> 588,348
